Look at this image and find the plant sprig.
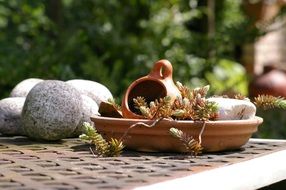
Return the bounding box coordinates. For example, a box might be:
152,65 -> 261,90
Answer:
133,96 -> 173,119
79,122 -> 124,157
169,127 -> 203,156
254,95 -> 286,110
133,82 -> 218,121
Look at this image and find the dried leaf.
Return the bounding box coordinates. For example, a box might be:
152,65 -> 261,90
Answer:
99,101 -> 123,118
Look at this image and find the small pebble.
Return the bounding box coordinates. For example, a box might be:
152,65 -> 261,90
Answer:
10,78 -> 44,97
66,79 -> 113,105
0,97 -> 26,135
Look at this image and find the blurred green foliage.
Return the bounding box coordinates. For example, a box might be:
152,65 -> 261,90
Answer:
0,0 -> 286,139
0,0 -> 256,99
254,109 -> 286,139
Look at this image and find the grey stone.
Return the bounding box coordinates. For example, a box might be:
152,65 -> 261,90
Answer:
72,95 -> 99,137
66,79 -> 113,105
22,80 -> 83,141
10,78 -> 44,97
0,97 -> 26,135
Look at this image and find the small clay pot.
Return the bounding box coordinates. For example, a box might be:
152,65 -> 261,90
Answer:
121,59 -> 181,119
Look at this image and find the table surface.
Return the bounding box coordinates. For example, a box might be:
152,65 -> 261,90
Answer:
0,136 -> 285,190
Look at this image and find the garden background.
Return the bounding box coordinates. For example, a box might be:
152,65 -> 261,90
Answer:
0,0 -> 285,138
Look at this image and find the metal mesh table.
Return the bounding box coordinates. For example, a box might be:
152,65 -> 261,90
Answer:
0,135 -> 285,190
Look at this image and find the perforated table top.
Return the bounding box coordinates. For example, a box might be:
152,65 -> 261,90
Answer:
0,136 -> 285,190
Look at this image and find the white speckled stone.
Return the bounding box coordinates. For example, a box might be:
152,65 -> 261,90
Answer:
10,78 -> 44,97
66,79 -> 113,105
0,97 -> 26,135
72,95 -> 99,136
22,80 -> 83,141
207,97 -> 256,120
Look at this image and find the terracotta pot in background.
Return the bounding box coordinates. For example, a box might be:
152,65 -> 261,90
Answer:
249,65 -> 286,97
121,59 -> 181,119
243,0 -> 282,24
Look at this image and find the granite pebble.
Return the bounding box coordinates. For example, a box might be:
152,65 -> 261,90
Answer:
22,80 -> 83,140
0,97 -> 26,135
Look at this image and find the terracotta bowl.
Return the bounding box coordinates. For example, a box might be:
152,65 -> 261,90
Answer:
90,116 -> 263,152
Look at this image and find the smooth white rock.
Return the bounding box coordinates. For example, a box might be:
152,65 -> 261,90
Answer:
66,79 -> 113,105
207,97 -> 256,120
10,78 -> 44,97
0,97 -> 26,135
